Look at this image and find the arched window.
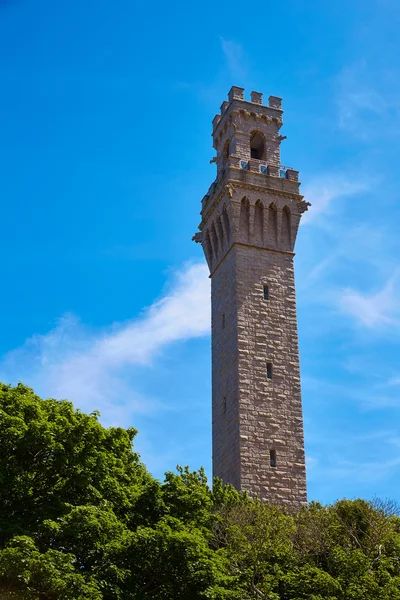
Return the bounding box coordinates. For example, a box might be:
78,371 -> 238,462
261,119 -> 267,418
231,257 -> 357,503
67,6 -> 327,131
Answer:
216,215 -> 224,249
210,223 -> 219,259
281,206 -> 291,251
221,140 -> 230,168
224,140 -> 230,160
222,207 -> 231,244
203,230 -> 212,267
267,203 -> 278,248
250,131 -> 265,160
254,200 -> 264,244
239,197 -> 250,242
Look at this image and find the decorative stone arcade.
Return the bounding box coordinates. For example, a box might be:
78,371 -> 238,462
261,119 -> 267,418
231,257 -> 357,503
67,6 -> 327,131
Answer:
193,86 -> 310,506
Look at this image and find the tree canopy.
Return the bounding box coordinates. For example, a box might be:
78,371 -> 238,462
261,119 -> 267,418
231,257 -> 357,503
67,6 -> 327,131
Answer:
0,382 -> 399,599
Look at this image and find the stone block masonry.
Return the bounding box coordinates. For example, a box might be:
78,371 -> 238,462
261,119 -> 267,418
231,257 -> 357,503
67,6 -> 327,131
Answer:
194,87 -> 310,506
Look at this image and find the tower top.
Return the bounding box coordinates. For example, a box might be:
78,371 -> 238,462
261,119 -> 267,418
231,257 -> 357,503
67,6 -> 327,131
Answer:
200,87 -> 309,230
194,87 -> 310,272
213,86 -> 283,134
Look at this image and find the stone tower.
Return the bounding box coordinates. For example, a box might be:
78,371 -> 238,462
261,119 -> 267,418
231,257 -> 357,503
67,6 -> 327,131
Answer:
194,86 -> 309,505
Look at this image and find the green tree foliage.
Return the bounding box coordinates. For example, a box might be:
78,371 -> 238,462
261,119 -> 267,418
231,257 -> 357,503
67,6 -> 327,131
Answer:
1,382 -> 400,599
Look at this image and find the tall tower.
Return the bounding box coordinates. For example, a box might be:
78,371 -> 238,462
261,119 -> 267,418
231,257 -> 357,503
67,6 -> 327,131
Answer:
194,87 -> 309,505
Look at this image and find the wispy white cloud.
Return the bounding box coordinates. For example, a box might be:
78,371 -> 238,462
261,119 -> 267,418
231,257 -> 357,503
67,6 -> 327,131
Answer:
173,38 -> 248,108
338,88 -> 387,130
339,272 -> 400,329
303,375 -> 400,412
335,61 -> 400,139
301,174 -> 368,225
306,455 -> 318,473
306,425 -> 400,491
0,263 -> 211,424
323,454 -> 400,486
304,222 -> 388,287
220,37 -> 246,81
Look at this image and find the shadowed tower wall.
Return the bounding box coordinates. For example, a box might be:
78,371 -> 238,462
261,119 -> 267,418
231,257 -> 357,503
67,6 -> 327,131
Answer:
194,87 -> 309,505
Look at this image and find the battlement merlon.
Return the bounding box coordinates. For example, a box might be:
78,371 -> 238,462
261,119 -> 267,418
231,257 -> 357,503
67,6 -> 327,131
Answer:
212,86 -> 283,138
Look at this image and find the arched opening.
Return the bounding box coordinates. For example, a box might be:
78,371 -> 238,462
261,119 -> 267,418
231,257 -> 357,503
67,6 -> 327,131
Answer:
222,208 -> 231,244
239,197 -> 250,242
203,230 -> 212,267
219,141 -> 230,175
267,203 -> 278,248
223,140 -> 230,161
254,200 -> 264,244
250,131 -> 265,160
210,222 -> 219,259
216,215 -> 224,249
281,205 -> 291,250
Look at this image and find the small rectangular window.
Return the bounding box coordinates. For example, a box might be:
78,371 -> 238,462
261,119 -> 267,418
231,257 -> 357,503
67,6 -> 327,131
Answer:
222,313 -> 225,329
270,449 -> 277,468
263,285 -> 269,300
222,397 -> 227,414
266,363 -> 273,379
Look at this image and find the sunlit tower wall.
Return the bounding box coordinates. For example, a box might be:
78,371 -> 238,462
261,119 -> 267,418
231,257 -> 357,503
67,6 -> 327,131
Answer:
194,86 -> 310,505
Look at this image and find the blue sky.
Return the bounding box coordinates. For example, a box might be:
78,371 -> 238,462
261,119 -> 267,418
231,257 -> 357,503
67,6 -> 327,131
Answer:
1,0 -> 400,504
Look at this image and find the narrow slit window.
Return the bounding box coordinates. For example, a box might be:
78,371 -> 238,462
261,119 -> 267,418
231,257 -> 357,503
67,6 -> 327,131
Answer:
266,363 -> 273,379
270,449 -> 277,468
222,396 -> 227,414
222,313 -> 225,329
263,285 -> 269,300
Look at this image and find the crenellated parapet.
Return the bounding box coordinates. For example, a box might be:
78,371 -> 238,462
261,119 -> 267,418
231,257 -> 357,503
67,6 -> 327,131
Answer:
200,157 -> 302,216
